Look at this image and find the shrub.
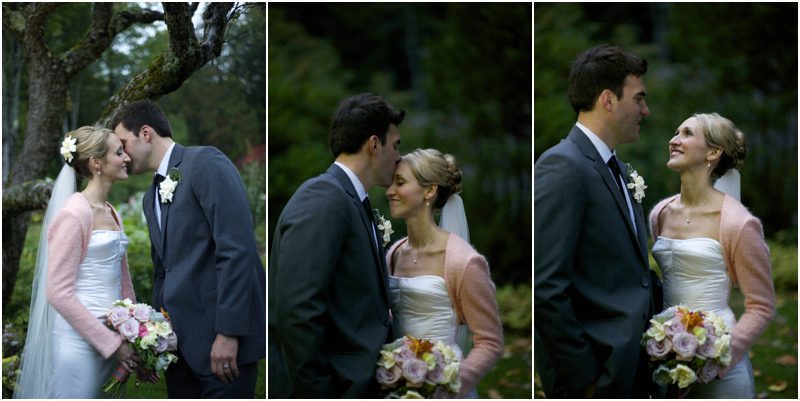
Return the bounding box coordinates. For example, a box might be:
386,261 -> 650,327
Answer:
496,283 -> 532,334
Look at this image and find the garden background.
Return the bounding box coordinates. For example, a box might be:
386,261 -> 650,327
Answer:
535,3 -> 797,398
268,3 -> 533,398
2,3 -> 265,398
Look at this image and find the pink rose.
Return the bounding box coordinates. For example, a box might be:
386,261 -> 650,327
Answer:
376,365 -> 402,388
394,345 -> 415,364
139,323 -> 149,338
697,362 -> 719,384
118,318 -> 141,342
672,332 -> 698,361
696,337 -> 717,358
401,358 -> 428,388
132,304 -> 152,322
645,338 -> 672,359
154,336 -> 169,353
165,332 -> 178,351
108,306 -> 131,328
665,317 -> 686,337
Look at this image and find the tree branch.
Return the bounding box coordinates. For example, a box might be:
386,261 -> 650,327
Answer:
96,2 -> 235,126
63,4 -> 165,77
1,179 -> 53,219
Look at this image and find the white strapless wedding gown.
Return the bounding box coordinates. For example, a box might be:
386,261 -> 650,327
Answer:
652,237 -> 754,399
48,230 -> 129,398
389,275 -> 477,398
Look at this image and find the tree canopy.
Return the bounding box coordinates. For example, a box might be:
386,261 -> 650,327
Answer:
268,3 -> 532,285
535,3 -> 797,242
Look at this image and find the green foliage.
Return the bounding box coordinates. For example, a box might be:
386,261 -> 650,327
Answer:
496,284 -> 532,334
240,161 -> 267,254
534,3 -> 797,237
268,4 -> 532,285
768,238 -> 798,292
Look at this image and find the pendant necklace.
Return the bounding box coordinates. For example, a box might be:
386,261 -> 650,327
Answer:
410,240 -> 434,264
681,197 -> 710,224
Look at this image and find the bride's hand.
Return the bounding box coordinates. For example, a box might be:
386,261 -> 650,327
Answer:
113,342 -> 140,373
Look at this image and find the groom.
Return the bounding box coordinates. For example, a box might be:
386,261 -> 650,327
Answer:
534,45 -> 660,397
269,93 -> 403,397
111,100 -> 265,398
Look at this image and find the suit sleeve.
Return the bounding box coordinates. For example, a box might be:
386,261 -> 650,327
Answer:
194,147 -> 262,336
46,209 -> 124,359
272,178 -> 349,396
534,152 -> 598,390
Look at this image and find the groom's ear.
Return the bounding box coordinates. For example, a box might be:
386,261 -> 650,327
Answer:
598,89 -> 616,112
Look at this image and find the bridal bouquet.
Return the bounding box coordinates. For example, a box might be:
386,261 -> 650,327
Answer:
102,299 -> 178,397
375,335 -> 461,399
641,305 -> 732,392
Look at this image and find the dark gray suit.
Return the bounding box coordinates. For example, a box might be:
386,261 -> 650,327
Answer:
534,126 -> 659,397
269,164 -> 392,398
144,144 -> 266,397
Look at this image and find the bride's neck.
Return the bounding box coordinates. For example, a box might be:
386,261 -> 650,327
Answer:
82,178 -> 111,206
404,211 -> 438,248
678,171 -> 714,206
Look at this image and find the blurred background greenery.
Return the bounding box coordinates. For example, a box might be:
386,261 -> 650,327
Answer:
534,3 -> 797,398
268,3 -> 532,397
2,3 -> 265,398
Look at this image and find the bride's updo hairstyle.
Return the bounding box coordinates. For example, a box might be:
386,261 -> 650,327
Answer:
65,126 -> 113,178
693,112 -> 747,180
402,148 -> 462,209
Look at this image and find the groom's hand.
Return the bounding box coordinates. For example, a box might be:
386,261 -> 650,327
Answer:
210,333 -> 239,384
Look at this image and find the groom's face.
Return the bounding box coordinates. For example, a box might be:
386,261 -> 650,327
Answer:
610,75 -> 650,144
376,124 -> 402,187
114,123 -> 150,174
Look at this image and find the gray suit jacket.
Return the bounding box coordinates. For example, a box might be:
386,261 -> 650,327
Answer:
268,164 -> 392,398
144,144 -> 266,376
534,126 -> 658,397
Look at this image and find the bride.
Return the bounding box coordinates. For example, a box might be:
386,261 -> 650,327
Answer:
649,113 -> 775,398
15,126 -> 140,398
384,148 -> 504,398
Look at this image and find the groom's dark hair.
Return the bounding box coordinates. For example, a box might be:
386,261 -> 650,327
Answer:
329,93 -> 405,158
568,44 -> 648,115
109,99 -> 173,138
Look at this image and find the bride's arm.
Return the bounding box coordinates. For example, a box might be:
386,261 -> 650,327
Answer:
722,216 -> 775,376
453,254 -> 504,397
115,209 -> 136,302
46,208 -> 125,359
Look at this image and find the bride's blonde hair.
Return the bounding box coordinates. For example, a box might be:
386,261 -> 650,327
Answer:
65,126 -> 113,178
693,113 -> 747,180
401,149 -> 462,209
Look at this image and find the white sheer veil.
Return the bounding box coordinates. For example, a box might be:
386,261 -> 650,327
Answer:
714,168 -> 741,202
438,193 -> 474,356
439,193 -> 469,243
14,164 -> 76,399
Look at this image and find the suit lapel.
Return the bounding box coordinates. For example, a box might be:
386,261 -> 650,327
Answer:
158,144 -> 185,256
143,185 -> 163,254
328,165 -> 391,304
569,128 -> 648,266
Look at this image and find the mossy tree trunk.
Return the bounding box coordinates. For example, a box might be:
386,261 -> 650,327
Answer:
1,2 -> 236,312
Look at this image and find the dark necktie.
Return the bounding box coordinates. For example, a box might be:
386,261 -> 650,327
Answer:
154,173 -> 166,203
607,156 -> 627,198
362,196 -> 380,249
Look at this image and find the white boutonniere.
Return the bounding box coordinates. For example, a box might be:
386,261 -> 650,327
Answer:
60,135 -> 77,164
626,163 -> 647,203
373,209 -> 394,246
159,167 -> 181,203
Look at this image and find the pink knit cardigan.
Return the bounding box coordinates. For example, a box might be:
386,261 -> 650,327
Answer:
387,233 -> 504,397
649,194 -> 776,371
45,193 -> 136,359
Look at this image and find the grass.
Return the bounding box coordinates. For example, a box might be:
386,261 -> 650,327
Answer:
123,359 -> 265,398
479,332 -> 533,398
